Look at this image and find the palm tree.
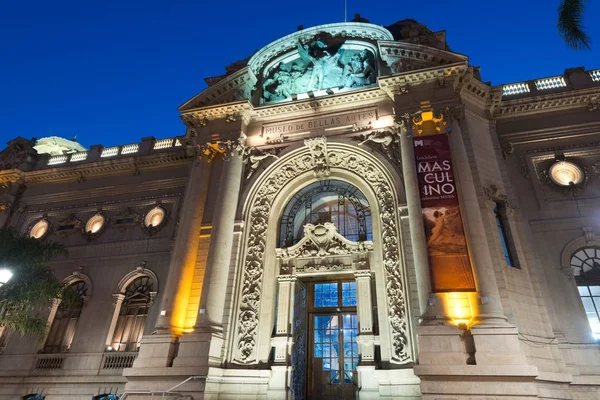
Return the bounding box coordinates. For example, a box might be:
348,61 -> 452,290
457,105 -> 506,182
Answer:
558,0 -> 591,50
0,228 -> 75,336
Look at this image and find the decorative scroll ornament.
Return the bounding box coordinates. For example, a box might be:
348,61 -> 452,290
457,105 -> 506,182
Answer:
411,108 -> 447,136
197,141 -> 237,163
358,120 -> 404,164
276,223 -> 372,259
235,139 -> 412,364
236,139 -> 279,179
304,137 -> 330,177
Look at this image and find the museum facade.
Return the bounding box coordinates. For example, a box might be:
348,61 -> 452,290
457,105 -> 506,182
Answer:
1,19 -> 600,400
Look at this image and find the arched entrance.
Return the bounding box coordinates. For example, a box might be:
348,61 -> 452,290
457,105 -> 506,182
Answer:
230,137 -> 413,397
278,179 -> 373,399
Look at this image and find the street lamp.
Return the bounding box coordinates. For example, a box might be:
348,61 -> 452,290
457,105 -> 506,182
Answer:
0,268 -> 13,288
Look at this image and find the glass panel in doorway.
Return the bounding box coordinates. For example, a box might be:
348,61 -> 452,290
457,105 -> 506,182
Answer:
310,313 -> 358,400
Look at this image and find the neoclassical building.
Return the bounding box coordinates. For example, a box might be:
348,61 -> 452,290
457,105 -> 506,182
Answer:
1,19 -> 600,400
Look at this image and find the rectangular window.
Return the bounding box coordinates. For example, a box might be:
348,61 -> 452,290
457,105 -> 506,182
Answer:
494,204 -> 519,269
314,283 -> 338,308
314,282 -> 357,308
578,285 -> 600,339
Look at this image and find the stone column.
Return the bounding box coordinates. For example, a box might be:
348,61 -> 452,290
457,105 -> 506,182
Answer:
154,160 -> 213,334
105,294 -> 126,348
447,116 -> 507,326
269,276 -> 295,398
354,270 -> 374,362
197,151 -> 244,331
131,157 -> 212,370
398,121 -> 438,317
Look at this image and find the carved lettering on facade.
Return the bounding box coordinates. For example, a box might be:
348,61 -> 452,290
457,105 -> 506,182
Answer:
261,110 -> 376,139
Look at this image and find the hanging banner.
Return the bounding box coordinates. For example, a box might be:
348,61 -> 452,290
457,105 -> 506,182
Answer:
413,134 -> 476,292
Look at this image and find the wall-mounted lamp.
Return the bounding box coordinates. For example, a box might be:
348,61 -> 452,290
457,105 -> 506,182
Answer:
428,297 -> 436,306
160,310 -> 167,317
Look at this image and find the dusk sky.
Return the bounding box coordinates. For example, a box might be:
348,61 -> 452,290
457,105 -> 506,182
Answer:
1,0 -> 599,149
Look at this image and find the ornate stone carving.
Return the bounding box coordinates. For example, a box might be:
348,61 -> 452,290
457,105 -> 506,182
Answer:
501,143 -> 514,160
483,185 -> 511,208
299,263 -> 352,272
304,137 -> 330,177
588,100 -> 600,112
236,140 -> 279,179
196,141 -> 237,163
592,160 -> 600,175
0,138 -> 36,170
276,223 -> 372,259
235,140 -> 412,364
55,214 -> 83,237
357,119 -> 404,163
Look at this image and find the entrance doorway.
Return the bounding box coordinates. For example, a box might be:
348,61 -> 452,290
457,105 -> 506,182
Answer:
307,281 -> 359,400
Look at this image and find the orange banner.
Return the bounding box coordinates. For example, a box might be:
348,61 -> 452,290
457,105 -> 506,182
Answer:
413,134 -> 476,292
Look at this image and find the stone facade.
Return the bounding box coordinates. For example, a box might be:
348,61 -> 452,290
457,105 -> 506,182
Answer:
1,20 -> 600,400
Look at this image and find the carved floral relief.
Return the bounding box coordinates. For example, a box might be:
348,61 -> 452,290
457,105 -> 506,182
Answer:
235,140 -> 412,364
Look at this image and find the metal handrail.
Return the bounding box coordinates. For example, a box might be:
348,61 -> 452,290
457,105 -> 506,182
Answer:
120,375 -> 206,400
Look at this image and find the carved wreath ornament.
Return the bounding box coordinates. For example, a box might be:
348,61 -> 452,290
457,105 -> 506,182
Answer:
235,138 -> 412,364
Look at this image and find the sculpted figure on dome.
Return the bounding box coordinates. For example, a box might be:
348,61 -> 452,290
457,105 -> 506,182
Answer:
297,40 -> 342,91
343,49 -> 376,88
259,35 -> 378,104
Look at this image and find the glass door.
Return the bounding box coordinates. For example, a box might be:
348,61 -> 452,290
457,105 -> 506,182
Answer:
307,282 -> 358,400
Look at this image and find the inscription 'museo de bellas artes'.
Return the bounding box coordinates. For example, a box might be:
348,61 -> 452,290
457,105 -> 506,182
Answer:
262,110 -> 376,137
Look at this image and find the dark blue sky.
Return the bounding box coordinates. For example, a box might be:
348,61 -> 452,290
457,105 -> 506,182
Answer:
1,0 -> 599,149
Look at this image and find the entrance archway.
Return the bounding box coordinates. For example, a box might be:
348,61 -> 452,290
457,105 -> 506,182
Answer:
230,138 -> 413,372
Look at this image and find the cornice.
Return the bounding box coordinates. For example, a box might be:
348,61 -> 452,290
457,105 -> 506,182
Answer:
378,62 -> 468,98
493,86 -> 600,119
23,151 -> 190,184
179,100 -> 253,122
179,67 -> 254,111
452,69 -> 492,109
498,121 -> 600,146
21,181 -> 185,211
252,87 -> 389,119
0,169 -> 25,186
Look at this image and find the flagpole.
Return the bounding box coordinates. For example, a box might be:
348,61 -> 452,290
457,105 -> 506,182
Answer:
344,0 -> 347,22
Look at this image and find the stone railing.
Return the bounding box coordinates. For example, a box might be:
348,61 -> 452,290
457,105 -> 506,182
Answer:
34,354 -> 65,370
500,67 -> 600,98
43,135 -> 184,167
101,352 -> 137,370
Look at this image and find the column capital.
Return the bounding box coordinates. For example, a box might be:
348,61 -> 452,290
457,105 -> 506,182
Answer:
354,270 -> 372,279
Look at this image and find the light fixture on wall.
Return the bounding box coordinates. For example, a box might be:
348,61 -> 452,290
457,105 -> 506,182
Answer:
85,214 -> 105,234
30,219 -> 49,239
548,160 -> 585,187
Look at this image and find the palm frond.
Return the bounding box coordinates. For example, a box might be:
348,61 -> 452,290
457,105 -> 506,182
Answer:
558,0 -> 591,50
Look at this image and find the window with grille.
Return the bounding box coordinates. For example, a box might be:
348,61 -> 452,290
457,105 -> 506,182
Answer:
279,180 -> 372,248
572,247 -> 600,340
111,276 -> 155,351
44,281 -> 87,353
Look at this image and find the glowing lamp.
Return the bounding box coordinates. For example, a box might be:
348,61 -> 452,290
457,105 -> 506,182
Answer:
30,219 -> 49,239
86,214 -> 105,234
0,268 -> 13,288
548,161 -> 584,187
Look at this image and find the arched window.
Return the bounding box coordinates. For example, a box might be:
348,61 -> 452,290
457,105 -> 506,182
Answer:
279,180 -> 372,247
572,247 -> 600,339
109,276 -> 156,352
44,280 -> 88,353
